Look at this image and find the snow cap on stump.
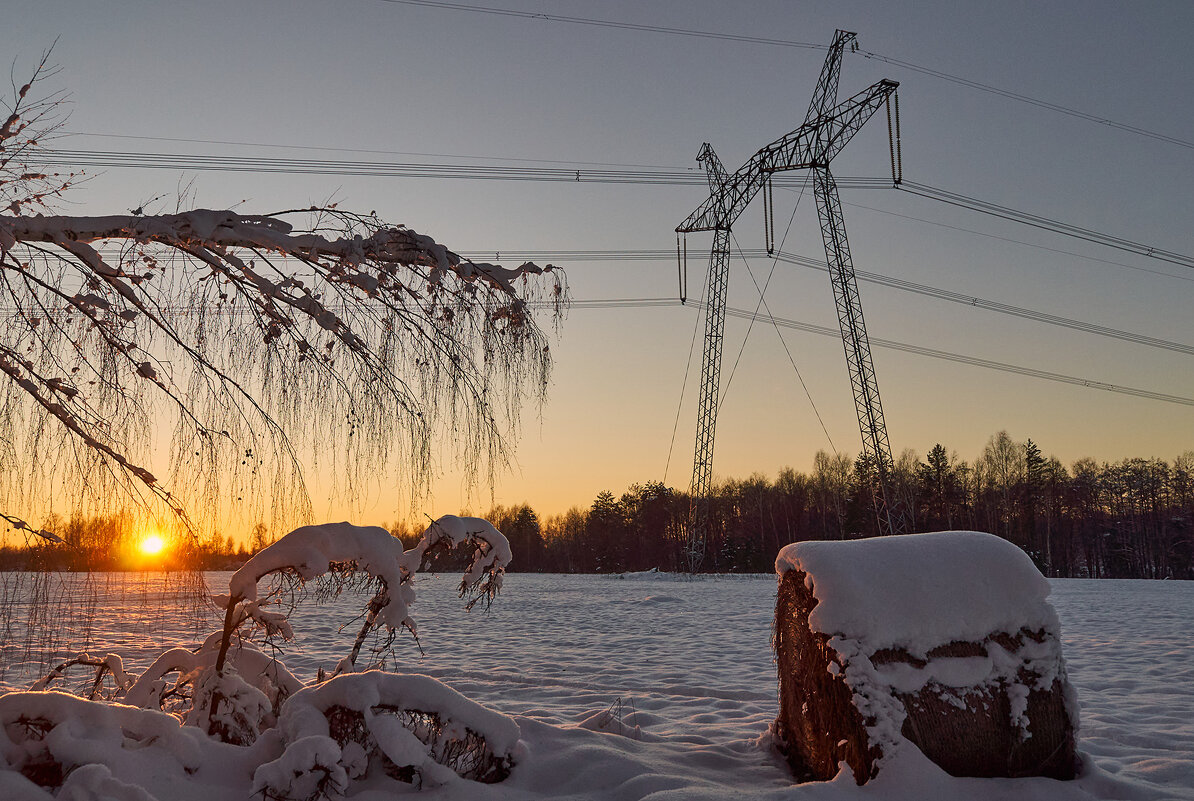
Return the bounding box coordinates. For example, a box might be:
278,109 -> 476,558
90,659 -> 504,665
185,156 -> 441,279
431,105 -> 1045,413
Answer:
773,531 -> 1078,784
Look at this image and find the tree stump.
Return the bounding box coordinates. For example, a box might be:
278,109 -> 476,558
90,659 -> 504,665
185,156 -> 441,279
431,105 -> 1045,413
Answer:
772,531 -> 1078,784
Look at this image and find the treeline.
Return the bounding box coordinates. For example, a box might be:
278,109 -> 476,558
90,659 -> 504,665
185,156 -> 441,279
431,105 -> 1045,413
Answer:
0,515 -> 271,572
4,433 -> 1191,579
473,433 -> 1194,579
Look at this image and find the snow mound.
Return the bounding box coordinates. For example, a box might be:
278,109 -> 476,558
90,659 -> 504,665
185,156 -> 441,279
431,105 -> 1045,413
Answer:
575,704 -> 645,741
0,691 -> 222,796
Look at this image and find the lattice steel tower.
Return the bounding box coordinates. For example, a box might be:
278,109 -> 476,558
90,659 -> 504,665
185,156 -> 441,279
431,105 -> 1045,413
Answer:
677,30 -> 905,570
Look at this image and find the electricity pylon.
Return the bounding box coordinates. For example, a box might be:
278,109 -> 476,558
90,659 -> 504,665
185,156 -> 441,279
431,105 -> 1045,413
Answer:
677,30 -> 904,570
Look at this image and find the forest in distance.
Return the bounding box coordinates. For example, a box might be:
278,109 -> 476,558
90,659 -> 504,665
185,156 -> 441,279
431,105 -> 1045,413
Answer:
2,432 -> 1192,581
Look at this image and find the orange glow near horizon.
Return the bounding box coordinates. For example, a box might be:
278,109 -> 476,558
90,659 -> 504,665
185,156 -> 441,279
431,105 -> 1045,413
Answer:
139,534 -> 166,557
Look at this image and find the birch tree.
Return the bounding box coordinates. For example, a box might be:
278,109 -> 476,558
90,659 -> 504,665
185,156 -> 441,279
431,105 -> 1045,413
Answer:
0,52 -> 565,545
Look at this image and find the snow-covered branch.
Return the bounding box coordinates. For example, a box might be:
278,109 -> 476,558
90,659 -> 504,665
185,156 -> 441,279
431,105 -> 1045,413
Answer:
221,516 -> 511,649
0,63 -> 566,543
0,210 -> 551,295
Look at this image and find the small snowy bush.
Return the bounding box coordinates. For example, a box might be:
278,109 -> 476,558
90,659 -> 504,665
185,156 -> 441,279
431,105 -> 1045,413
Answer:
1,516 -> 518,799
255,671 -> 519,798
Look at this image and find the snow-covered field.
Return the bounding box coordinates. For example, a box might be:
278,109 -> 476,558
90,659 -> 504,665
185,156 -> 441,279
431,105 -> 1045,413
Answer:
2,571 -> 1192,800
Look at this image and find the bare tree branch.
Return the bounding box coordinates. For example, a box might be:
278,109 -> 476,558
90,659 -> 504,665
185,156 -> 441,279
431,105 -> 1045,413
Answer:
0,56 -> 566,545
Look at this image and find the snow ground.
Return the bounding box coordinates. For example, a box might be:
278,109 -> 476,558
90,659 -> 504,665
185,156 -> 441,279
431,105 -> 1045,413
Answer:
1,572 -> 1192,800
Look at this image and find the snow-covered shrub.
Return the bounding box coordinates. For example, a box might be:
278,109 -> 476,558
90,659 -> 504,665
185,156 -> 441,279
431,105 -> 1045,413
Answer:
209,517 -> 508,697
210,515 -> 508,677
0,690 -> 208,792
190,516 -> 507,747
28,653 -> 134,700
2,515 -> 518,796
254,671 -> 519,798
122,632 -> 303,725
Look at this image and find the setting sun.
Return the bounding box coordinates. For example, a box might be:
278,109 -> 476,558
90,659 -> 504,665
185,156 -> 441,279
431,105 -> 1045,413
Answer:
139,534 -> 166,556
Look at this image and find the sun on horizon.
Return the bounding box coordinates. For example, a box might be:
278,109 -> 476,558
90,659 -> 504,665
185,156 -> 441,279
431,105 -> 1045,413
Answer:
139,534 -> 166,557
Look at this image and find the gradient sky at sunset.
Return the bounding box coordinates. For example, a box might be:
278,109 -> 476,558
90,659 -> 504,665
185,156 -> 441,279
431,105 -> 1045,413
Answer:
3,0 -> 1191,524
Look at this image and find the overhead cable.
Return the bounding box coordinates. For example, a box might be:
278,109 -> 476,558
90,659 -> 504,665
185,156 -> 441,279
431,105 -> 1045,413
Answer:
717,302 -> 1194,408
5,293 -> 1186,406
28,148 -> 878,188
835,196 -> 1194,284
456,249 -> 1194,357
373,0 -> 825,49
897,181 -> 1194,272
32,145 -> 1194,275
770,252 -> 1194,357
61,130 -> 677,170
557,298 -> 1194,409
374,0 -> 1191,152
855,50 -> 1194,151
57,243 -> 1193,356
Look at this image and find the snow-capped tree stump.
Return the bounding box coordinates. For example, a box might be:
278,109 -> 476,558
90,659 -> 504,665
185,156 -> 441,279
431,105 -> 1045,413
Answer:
773,531 -> 1078,784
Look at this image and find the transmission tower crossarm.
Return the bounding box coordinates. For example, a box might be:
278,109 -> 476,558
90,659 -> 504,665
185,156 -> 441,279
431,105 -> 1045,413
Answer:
676,164 -> 769,233
675,80 -> 897,234
772,80 -> 898,169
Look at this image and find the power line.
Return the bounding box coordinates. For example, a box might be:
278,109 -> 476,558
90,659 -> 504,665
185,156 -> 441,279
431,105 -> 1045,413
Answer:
60,130 -> 679,171
837,197 -> 1194,284
459,248 -> 1194,357
29,148 -> 875,187
854,50 -> 1194,151
897,180 -> 1194,272
31,144 -> 1194,277
720,303 -> 1194,408
372,0 -> 825,50
560,298 -> 1194,409
5,293 -> 1187,406
374,0 -> 1191,153
770,252 -> 1194,357
36,242 -> 1193,357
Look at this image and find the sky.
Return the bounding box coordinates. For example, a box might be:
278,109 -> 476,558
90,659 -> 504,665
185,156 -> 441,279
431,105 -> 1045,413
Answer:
2,0 -> 1192,525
